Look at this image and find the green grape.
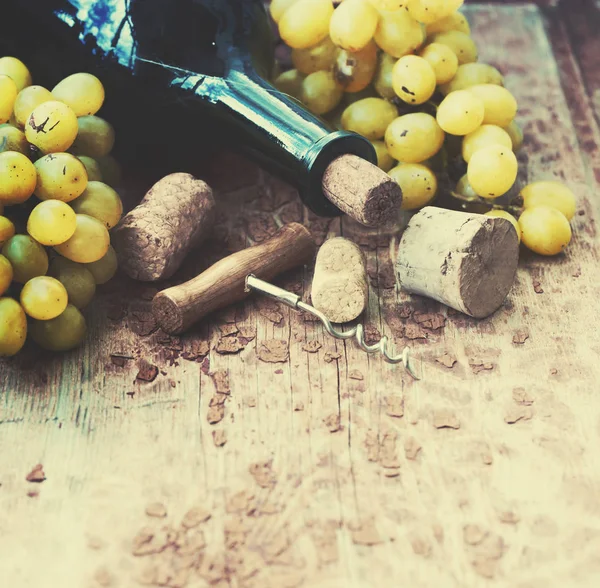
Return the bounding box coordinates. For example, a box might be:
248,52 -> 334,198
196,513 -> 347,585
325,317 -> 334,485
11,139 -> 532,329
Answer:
371,140 -> 395,172
0,56 -> 32,92
467,84 -> 518,127
34,152 -> 89,202
96,155 -> 122,188
436,90 -> 485,135
429,31 -> 478,65
54,214 -> 110,263
0,152 -> 37,205
270,0 -> 299,23
70,115 -> 115,158
426,11 -> 471,35
85,245 -> 118,285
70,181 -> 123,229
520,181 -> 576,221
374,9 -> 425,58
0,297 -> 27,356
0,254 -> 12,296
52,73 -> 105,117
49,258 -> 96,309
29,304 -> 87,352
273,69 -> 305,100
341,98 -> 398,140
77,156 -> 103,182
484,210 -> 521,243
374,52 -> 397,100
385,113 -> 445,163
462,124 -> 512,162
25,100 -> 78,153
0,75 -> 18,125
467,144 -> 518,198
1,235 -> 49,283
279,0 -> 334,50
20,276 -> 68,320
519,206 -> 571,256
291,37 -> 337,75
300,71 -> 343,115
13,85 -> 53,128
418,43 -> 459,85
0,216 -> 16,246
407,0 -> 447,25
392,55 -> 437,105
504,120 -> 523,152
333,42 -> 378,93
388,163 -> 437,210
455,173 -> 479,200
0,124 -> 29,155
440,63 -> 503,95
329,0 -> 379,52
27,200 -> 78,246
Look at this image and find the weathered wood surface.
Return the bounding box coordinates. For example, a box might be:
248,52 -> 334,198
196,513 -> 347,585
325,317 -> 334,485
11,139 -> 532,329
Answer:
2,4 -> 600,587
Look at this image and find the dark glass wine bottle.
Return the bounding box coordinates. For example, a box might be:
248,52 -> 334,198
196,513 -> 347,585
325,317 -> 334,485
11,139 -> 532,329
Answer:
0,0 -> 378,218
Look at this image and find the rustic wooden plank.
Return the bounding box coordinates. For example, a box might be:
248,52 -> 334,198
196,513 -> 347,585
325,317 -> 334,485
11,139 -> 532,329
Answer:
2,4 -> 600,588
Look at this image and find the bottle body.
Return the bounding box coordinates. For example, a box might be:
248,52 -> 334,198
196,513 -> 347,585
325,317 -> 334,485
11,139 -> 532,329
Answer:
0,0 -> 376,216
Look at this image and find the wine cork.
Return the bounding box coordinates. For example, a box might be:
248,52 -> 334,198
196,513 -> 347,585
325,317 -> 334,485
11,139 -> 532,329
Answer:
396,206 -> 519,318
311,237 -> 368,323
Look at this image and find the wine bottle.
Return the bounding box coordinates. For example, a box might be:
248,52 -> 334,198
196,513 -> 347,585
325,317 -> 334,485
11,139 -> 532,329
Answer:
0,0 -> 401,225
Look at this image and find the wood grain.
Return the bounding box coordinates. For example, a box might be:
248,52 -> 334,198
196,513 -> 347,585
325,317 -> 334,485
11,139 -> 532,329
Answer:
2,5 -> 600,588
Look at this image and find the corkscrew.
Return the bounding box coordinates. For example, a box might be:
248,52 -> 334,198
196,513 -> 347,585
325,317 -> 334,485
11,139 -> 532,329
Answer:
245,275 -> 419,380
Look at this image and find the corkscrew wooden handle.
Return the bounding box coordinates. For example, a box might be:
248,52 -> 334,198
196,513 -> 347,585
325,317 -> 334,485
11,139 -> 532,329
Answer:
152,223 -> 316,334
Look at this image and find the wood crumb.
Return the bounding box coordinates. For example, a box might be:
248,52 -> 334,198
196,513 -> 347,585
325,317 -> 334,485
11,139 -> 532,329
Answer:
181,340 -> 210,362
349,370 -> 364,380
25,464 -> 46,483
533,280 -> 544,294
472,556 -> 497,579
218,323 -> 239,337
481,452 -> 493,465
349,520 -> 383,545
207,404 -> 225,425
245,397 -> 257,408
110,354 -> 131,367
384,468 -> 401,478
302,340 -> 322,353
436,353 -> 457,368
210,370 -> 230,395
463,524 -> 487,545
572,267 -> 581,278
226,490 -> 256,514
413,312 -> 446,330
498,511 -> 520,524
433,410 -> 460,430
259,306 -> 284,324
512,388 -> 534,405
27,490 -> 39,498
215,336 -> 245,354
365,430 -> 379,462
398,304 -> 413,319
504,406 -> 534,424
238,324 -> 256,342
177,527 -> 206,556
294,402 -> 304,411
257,340 -> 289,363
324,351 -> 342,363
93,567 -> 113,587
131,526 -> 176,556
385,396 -> 404,418
512,329 -> 530,344
181,507 -> 211,529
404,324 -> 428,340
249,461 -> 277,488
136,360 -> 158,382
470,359 -> 495,374
380,431 -> 400,469
324,413 -> 341,433
209,394 -> 227,407
550,368 -> 558,375
212,429 -> 227,447
145,503 -> 167,518
410,535 -> 432,557
363,324 -> 381,345
404,436 -> 422,460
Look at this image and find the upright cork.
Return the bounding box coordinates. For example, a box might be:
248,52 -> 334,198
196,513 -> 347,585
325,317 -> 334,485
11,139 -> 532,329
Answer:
321,155 -> 402,227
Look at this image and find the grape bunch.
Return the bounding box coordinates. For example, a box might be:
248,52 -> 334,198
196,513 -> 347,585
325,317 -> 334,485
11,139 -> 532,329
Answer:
0,56 -> 121,357
271,0 -> 576,257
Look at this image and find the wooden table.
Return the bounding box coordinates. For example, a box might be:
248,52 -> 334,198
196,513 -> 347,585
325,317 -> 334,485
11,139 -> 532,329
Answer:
3,3 -> 600,587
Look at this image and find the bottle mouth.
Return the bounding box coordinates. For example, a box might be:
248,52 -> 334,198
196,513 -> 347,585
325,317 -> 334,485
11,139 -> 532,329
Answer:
301,131 -> 378,217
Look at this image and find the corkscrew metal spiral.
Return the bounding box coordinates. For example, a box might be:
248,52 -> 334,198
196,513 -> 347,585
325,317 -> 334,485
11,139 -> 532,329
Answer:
245,275 -> 419,380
